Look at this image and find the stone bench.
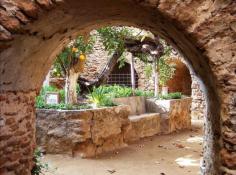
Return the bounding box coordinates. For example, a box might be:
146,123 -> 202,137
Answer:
124,113 -> 161,142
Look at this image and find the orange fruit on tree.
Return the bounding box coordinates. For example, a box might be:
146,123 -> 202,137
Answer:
72,47 -> 78,53
79,54 -> 86,61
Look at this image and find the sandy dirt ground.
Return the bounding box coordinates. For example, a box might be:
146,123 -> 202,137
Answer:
43,120 -> 203,175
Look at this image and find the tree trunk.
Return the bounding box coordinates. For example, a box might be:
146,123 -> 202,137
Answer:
153,59 -> 159,98
130,54 -> 136,95
43,71 -> 50,87
78,51 -> 122,91
65,69 -> 80,104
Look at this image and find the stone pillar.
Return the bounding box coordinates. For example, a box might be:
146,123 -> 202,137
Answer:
0,91 -> 36,175
191,74 -> 206,120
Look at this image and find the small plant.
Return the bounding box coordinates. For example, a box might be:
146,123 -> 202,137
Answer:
88,86 -> 115,107
37,103 -> 91,110
159,92 -> 182,100
35,85 -> 65,108
31,148 -> 49,175
134,89 -> 154,97
92,85 -> 154,98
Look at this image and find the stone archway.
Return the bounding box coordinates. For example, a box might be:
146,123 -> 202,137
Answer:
0,1 -> 235,175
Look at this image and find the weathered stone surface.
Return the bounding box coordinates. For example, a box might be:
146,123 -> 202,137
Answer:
0,25 -> 12,41
36,105 -> 130,157
0,9 -> 21,32
221,149 -> 236,169
0,91 -> 36,175
166,59 -> 192,96
0,0 -> 235,174
113,96 -> 146,115
146,97 -> 192,133
124,113 -> 161,142
35,0 -> 53,10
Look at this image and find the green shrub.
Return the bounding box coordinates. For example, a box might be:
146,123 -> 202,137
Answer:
37,103 -> 91,110
159,92 -> 182,100
88,86 -> 116,107
31,148 -> 49,175
92,85 -> 154,99
36,85 -> 65,108
134,89 -> 154,97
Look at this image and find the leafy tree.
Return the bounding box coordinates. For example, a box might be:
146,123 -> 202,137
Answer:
96,27 -> 176,97
54,35 -> 95,104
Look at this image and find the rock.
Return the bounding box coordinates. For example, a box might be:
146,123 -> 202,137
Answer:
221,149 -> 236,168
0,9 -> 21,32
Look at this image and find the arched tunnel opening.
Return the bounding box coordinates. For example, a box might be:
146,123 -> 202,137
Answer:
0,1 -> 235,175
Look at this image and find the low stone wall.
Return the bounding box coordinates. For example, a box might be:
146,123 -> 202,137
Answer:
146,97 -> 192,134
36,97 -> 192,158
36,105 -> 130,158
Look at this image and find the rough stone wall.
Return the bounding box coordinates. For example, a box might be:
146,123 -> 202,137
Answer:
166,58 -> 192,95
191,74 -> 206,120
36,97 -> 192,157
80,33 -> 110,81
0,91 -> 36,175
0,0 -> 235,175
146,97 -> 192,133
36,106 -> 130,158
175,57 -> 206,120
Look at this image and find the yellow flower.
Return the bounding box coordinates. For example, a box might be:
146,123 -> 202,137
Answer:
72,47 -> 78,53
79,54 -> 86,61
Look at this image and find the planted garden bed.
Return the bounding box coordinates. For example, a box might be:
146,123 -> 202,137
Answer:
36,85 -> 192,158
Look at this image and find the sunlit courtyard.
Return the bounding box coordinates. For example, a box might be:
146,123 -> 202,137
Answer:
43,120 -> 203,175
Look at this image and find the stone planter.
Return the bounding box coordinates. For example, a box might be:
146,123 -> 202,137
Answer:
36,105 -> 130,158
113,96 -> 161,142
146,97 -> 192,134
112,96 -> 146,115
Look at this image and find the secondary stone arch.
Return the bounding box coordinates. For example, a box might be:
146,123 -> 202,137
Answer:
0,1 -> 235,175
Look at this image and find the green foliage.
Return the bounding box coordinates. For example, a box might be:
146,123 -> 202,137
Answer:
97,27 -> 132,68
97,27 -> 176,86
74,35 -> 95,55
134,89 -> 154,97
35,86 -> 65,108
158,45 -> 176,86
159,92 -> 182,100
97,27 -> 131,55
88,86 -> 115,107
144,64 -> 153,78
53,35 -> 95,76
31,148 -> 49,175
37,103 -> 91,110
92,85 -> 154,99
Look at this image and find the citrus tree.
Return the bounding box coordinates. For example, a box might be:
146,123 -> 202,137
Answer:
54,36 -> 95,104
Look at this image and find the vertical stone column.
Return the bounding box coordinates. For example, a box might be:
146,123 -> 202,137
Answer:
191,74 -> 206,120
220,91 -> 236,175
0,91 -> 36,175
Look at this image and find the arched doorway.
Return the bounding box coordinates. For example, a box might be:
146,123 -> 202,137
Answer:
0,1 -> 235,175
